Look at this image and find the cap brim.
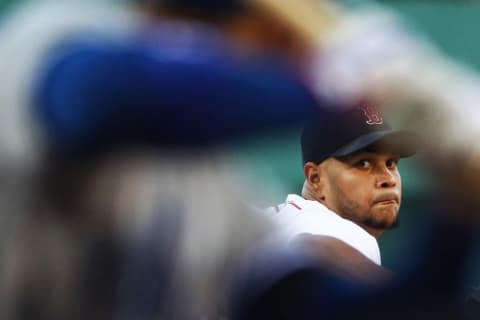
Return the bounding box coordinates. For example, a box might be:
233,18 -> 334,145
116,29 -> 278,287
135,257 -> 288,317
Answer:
331,130 -> 419,158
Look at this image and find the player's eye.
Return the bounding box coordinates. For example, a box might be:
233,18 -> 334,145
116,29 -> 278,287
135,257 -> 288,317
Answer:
385,159 -> 399,169
355,160 -> 371,169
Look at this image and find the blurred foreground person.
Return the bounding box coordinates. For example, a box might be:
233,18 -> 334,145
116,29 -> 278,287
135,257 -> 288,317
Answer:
0,0 -> 323,319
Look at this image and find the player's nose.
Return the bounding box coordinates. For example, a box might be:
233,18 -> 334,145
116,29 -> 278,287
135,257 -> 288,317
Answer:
375,168 -> 397,188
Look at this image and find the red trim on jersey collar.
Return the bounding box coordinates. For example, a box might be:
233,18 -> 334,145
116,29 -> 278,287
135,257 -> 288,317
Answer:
287,201 -> 302,211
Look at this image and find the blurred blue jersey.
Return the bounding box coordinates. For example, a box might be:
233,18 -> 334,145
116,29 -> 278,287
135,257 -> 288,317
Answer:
32,21 -> 321,152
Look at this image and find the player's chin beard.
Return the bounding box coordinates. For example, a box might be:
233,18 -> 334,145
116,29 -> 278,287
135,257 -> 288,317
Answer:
334,191 -> 399,230
362,216 -> 399,230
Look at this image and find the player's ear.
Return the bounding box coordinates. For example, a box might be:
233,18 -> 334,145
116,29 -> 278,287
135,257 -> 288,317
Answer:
304,162 -> 326,201
304,162 -> 321,186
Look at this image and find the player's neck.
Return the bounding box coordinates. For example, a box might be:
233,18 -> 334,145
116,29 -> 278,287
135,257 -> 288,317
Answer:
362,225 -> 384,239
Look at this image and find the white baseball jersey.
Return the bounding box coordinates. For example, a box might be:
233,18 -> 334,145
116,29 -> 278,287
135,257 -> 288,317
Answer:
265,194 -> 381,265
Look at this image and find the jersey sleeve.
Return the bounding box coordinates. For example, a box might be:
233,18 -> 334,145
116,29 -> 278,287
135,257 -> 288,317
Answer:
32,35 -> 321,152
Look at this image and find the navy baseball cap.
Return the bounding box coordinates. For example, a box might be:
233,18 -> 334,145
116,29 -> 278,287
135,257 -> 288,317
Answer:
301,102 -> 418,165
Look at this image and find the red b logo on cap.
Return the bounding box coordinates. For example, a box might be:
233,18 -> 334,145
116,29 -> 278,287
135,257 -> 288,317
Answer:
359,104 -> 383,125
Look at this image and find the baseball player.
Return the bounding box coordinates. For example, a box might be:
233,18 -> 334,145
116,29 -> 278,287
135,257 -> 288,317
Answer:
265,101 -> 418,281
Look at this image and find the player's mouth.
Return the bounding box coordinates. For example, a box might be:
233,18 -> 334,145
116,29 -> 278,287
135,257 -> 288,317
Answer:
376,200 -> 397,206
373,194 -> 399,205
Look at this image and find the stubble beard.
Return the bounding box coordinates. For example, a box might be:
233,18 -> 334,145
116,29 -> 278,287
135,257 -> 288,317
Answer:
362,213 -> 399,230
332,188 -> 400,231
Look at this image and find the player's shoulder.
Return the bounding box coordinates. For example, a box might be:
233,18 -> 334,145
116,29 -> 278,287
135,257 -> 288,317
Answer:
264,194 -> 311,214
263,194 -> 338,225
264,194 -> 381,265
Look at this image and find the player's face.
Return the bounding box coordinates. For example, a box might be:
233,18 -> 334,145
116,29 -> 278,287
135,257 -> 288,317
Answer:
319,151 -> 402,234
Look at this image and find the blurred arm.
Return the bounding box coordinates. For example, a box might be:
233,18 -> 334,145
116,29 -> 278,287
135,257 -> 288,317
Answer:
291,234 -> 393,285
33,35 -> 321,151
